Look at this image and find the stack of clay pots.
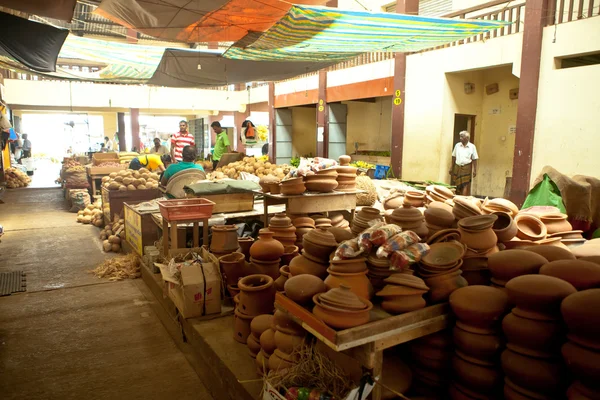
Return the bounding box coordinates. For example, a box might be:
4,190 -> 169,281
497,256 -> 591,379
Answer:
409,331 -> 454,397
336,155 -> 357,192
280,177 -> 306,196
259,310 -> 306,374
449,286 -> 509,399
248,314 -> 273,360
312,285 -> 372,329
376,273 -> 429,314
269,213 -> 297,247
425,185 -> 455,204
487,249 -> 548,292
257,323 -> 276,375
210,224 -> 239,258
418,241 -> 468,303
491,211 -> 517,244
389,202 -> 428,239
548,229 -> 586,248
284,274 -> 326,305
500,275 -> 576,399
234,274 -> 276,344
313,216 -> 332,228
219,252 -> 246,293
304,169 -> 339,193
249,228 -> 284,279
404,190 -> 426,207
330,212 -> 350,230
367,253 -> 394,291
293,216 -> 315,248
453,196 -> 482,220
302,227 -> 337,262
561,289 -> 600,399
514,213 -> 547,242
458,214 -> 499,258
425,202 -> 455,235
351,207 -> 383,235
325,256 -> 373,300
481,197 -> 519,217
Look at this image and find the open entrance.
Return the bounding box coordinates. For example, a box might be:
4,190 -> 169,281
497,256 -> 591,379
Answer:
453,114 -> 476,146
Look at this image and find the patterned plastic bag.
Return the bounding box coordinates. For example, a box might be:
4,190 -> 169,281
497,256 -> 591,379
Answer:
358,222 -> 398,252
390,243 -> 430,271
333,238 -> 363,260
376,231 -> 421,258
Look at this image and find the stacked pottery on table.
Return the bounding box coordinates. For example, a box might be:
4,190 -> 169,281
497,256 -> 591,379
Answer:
304,168 -> 339,193
418,241 -> 468,303
367,253 -> 394,291
248,314 -> 274,360
376,273 -> 429,314
249,228 -> 285,280
288,228 -> 336,279
458,215 -> 499,259
280,177 -> 306,196
351,207 -> 384,236
561,289 -> 600,399
409,331 -> 454,397
312,285 -> 372,329
487,249 -> 548,292
424,203 -> 455,236
335,155 -> 357,192
234,274 -> 276,344
268,213 -> 297,247
292,216 -> 315,249
452,196 -> 482,220
449,286 -> 510,400
500,275 -> 576,399
389,202 -> 428,240
325,256 -> 373,300
548,229 -> 586,249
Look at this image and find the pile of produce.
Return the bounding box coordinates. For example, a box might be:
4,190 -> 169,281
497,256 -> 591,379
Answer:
350,160 -> 376,169
196,160 -> 213,171
99,218 -> 125,253
118,152 -> 139,165
5,167 -> 31,188
76,201 -> 104,226
95,161 -> 123,168
65,165 -> 86,173
63,159 -> 82,169
210,156 -> 291,180
91,253 -> 140,281
101,168 -> 160,190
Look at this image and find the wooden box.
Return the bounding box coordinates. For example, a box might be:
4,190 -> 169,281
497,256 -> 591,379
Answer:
102,187 -> 161,222
200,192 -> 254,213
123,201 -> 160,257
89,153 -> 126,175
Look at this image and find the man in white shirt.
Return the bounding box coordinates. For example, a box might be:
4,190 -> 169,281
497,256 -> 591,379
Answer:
449,131 -> 478,195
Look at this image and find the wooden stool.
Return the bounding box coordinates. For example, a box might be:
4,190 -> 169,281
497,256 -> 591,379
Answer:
162,217 -> 209,255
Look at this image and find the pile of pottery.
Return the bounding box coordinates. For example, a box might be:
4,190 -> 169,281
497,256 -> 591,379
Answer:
453,196 -> 482,220
234,274 -> 276,344
258,310 -> 305,374
561,289 -> 600,399
210,224 -> 240,258
335,155 -> 357,192
481,197 -> 519,217
284,274 -> 326,305
325,256 -> 373,299
487,249 -> 548,292
248,314 -> 273,360
491,211 -> 517,243
304,168 -> 338,193
376,273 -> 429,314
312,285 -> 372,329
424,202 -> 455,235
237,236 -> 254,261
249,229 -> 284,279
280,177 -> 306,196
351,207 -> 383,236
449,286 -> 509,399
288,228 -> 335,279
425,185 -> 455,203
458,214 -> 499,257
329,212 -> 350,230
548,229 -> 585,248
292,216 -> 315,248
418,241 -> 468,303
269,213 -> 297,247
540,212 -> 572,235
409,331 -> 454,397
313,216 -> 332,228
389,203 -> 428,239
367,253 -> 394,291
219,252 -> 246,290
539,259 -> 600,289
500,275 -> 576,399
404,190 -> 426,207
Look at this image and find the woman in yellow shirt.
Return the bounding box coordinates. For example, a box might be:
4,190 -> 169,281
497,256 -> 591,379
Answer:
129,154 -> 171,172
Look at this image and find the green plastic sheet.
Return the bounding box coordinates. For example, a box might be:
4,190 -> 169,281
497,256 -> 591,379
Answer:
522,174 -> 567,213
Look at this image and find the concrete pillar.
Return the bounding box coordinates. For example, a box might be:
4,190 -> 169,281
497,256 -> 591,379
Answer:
316,70 -> 328,158
268,82 -> 276,162
130,108 -> 140,152
117,112 -> 126,151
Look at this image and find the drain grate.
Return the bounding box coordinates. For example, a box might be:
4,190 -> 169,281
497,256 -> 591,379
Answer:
0,271 -> 26,296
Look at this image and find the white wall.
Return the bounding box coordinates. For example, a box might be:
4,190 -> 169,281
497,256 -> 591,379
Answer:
345,97 -> 392,154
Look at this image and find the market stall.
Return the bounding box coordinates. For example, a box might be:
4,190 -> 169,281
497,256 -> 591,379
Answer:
86,152 -> 127,195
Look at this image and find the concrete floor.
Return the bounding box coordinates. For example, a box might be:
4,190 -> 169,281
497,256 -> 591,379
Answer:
0,188 -> 215,400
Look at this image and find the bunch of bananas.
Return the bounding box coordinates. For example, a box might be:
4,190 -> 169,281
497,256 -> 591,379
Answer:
351,160 -> 376,169
256,125 -> 269,142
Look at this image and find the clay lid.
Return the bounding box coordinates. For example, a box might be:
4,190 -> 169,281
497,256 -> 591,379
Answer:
561,289 -> 600,349
449,285 -> 510,329
487,198 -> 519,215
548,230 -> 583,239
367,254 -> 389,268
424,207 -> 455,227
487,249 -> 548,284
454,196 -> 482,215
426,229 -> 461,245
269,213 -> 292,228
304,228 -> 338,247
422,241 -> 466,266
251,314 -> 275,338
328,227 -> 355,243
391,204 -> 424,222
432,185 -> 454,199
384,274 -> 429,290
314,217 -> 332,227
540,213 -> 568,221
506,274 -> 576,319
329,213 -> 345,225
458,214 -> 498,231
293,217 -> 315,228
319,285 -> 367,310
540,259 -> 600,290
315,168 -> 338,176
571,243 -> 600,258
523,245 -> 574,262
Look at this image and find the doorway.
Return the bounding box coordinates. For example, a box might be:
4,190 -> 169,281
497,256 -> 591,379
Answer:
453,114 -> 476,148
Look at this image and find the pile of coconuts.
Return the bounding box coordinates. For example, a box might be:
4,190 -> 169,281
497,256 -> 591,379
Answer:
99,219 -> 125,253
77,201 -> 104,226
102,167 -> 160,191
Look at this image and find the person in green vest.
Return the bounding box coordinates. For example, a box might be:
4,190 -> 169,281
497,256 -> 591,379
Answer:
160,145 -> 204,186
210,121 -> 230,170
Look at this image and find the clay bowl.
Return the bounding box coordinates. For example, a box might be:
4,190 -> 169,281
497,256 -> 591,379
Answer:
515,214 -> 548,241
539,259 -> 600,290
449,285 -> 510,334
488,198 -> 519,216
453,353 -> 503,393
288,254 -> 328,279
459,214 -> 498,232
453,325 -> 505,361
505,274 -> 576,321
422,241 -> 466,267
487,250 -> 548,286
304,176 -> 338,192
424,271 -> 469,304
280,181 -> 306,195
502,311 -> 565,358
540,213 -> 572,235
384,274 -> 429,290
561,341 -> 600,387
312,293 -> 372,329
561,289 -> 600,350
492,211 -> 518,242
501,349 -> 567,395
329,257 -> 368,273
293,217 -> 315,228
284,274 -> 326,305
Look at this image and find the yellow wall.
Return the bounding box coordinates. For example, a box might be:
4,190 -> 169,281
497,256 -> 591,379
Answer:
99,112 -> 118,140
345,97 -> 392,154
291,107 -> 317,157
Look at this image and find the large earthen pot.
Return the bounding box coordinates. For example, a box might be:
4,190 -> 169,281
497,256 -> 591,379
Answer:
424,270 -> 468,304
284,274 -> 326,305
452,353 -> 503,393
260,328 -> 277,355
449,285 -> 510,334
453,325 -> 505,361
502,312 -> 565,358
539,259 -> 600,290
268,349 -> 298,372
250,314 -> 274,341
249,229 -> 285,261
219,252 -> 246,286
238,274 -> 276,316
561,289 -> 600,351
487,250 -> 548,286
501,349 -> 567,395
540,213 -> 572,235
211,224 -> 239,253
330,257 -> 368,273
324,268 -> 373,299
274,330 -> 306,354
492,211 -> 518,242
289,254 -> 328,279
250,257 -> 281,279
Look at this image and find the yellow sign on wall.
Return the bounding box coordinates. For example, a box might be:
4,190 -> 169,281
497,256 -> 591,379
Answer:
395,90 -> 401,97
394,98 -> 402,106
124,205 -> 143,256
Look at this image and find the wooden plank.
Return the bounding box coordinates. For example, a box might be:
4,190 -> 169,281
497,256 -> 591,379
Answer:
373,314 -> 449,351
588,0 -> 594,18
568,0 -> 574,21
275,293 -> 338,345
577,0 -> 584,18
516,5 -> 522,31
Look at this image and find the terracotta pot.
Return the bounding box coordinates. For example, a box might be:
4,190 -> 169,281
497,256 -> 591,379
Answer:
280,178 -> 306,196
249,257 -> 280,279
459,227 -> 498,251
324,268 -> 373,299
269,182 -> 281,194
424,206 -> 455,228
381,295 -> 426,314
427,228 -> 461,245
561,289 -> 600,351
383,193 -> 404,210
312,293 -> 372,329
328,227 -> 354,243
233,307 -> 253,343
424,271 -> 469,304
492,211 -> 518,242
539,259 -> 600,290
453,353 -> 503,393
515,214 -> 548,241
249,229 -> 285,261
303,228 -> 337,257
304,176 -> 338,192
329,257 -> 368,273
502,312 -> 565,358
238,274 -> 276,316
259,182 -> 270,193
247,333 -> 261,357
274,330 -> 306,354
219,252 -> 246,286
269,213 -> 292,227
293,217 -> 315,228
505,274 -> 576,321
228,284 -> 240,298
280,245 -> 299,267
210,224 -> 239,253
260,328 -> 277,355
289,254 -> 328,279
237,237 -> 254,260
256,349 -> 269,375
272,309 -> 304,336
449,285 -> 509,333
422,241 -> 466,267
453,325 -> 505,361
274,265 -> 290,292
501,349 -> 566,395
462,268 -> 491,286
567,381 -> 600,400
268,348 -> 298,372
562,341 -> 600,389
487,250 -> 548,286
523,245 -> 575,262
284,274 -> 326,305
540,214 -> 572,235
250,314 -> 274,340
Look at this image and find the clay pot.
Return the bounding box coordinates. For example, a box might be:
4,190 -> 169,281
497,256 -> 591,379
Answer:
561,289 -> 600,351
539,260 -> 600,290
228,284 -> 240,298
289,254 -> 328,279
269,182 -> 281,194
274,266 -> 290,292
502,312 -> 565,358
492,211 -> 518,242
506,274 -> 576,321
210,225 -> 239,253
381,295 -> 427,314
237,237 -> 254,260
453,353 -> 503,393
501,349 -> 566,395
284,275 -> 326,305
280,178 -> 306,196
312,292 -> 372,329
329,257 -> 368,273
281,245 -> 299,267
255,349 -> 269,375
515,214 -> 548,241
422,241 -> 466,267
459,214 -> 498,231
238,274 -> 276,317
427,228 -> 461,245
381,355 -> 413,400
268,349 -> 298,372
250,314 -> 274,340
324,268 -> 373,299
249,229 -> 285,261
302,228 -> 337,259
453,325 -> 505,361
304,175 -> 338,192
384,193 -> 404,210
459,227 -> 498,251
461,268 -> 491,286
487,250 -> 548,286
328,227 -> 354,243
219,252 -> 246,286
272,309 -> 304,335
270,213 -> 292,227
561,341 -> 600,388
260,328 -> 277,355
424,207 -> 455,228
247,333 -> 261,357
274,330 -> 306,354
249,257 -> 280,279
233,307 -> 253,343
540,213 -> 572,235
293,217 -> 315,228
449,285 -> 510,334
405,190 -> 426,207
424,271 -> 468,304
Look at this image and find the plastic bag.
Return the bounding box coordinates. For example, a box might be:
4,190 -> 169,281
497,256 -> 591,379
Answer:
376,231 -> 421,258
522,174 -> 567,213
69,189 -> 90,212
333,238 -> 363,260
357,222 -> 396,252
389,243 -> 430,271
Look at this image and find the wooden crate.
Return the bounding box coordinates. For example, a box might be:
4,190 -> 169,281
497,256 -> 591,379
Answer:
200,192 -> 254,214
123,201 -> 160,257
102,187 -> 161,222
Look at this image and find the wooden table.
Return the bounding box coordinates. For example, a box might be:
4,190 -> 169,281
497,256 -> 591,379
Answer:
161,217 -> 209,256
275,293 -> 450,400
254,190 -> 364,222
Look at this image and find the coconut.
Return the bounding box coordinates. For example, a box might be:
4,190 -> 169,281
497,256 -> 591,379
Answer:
128,184 -> 136,190
102,240 -> 112,252
111,243 -> 121,252
109,172 -> 118,178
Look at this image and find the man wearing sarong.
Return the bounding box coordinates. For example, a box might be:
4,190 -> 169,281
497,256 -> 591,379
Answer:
449,131 -> 478,195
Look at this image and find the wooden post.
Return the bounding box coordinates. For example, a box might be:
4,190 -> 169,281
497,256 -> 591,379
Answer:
117,112 -> 126,151
509,0 -> 550,206
316,69 -> 328,158
390,0 -> 419,179
130,108 -> 141,152
268,82 -> 276,163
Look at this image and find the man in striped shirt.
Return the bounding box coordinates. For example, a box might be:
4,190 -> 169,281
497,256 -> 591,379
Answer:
170,120 -> 195,162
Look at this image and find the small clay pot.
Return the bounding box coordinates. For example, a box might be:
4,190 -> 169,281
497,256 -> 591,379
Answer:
540,214 -> 572,235
452,353 -> 503,393
422,241 -> 466,267
289,254 -> 328,279
459,227 -> 498,251
274,265 -> 290,292
449,285 -> 510,334
249,257 -> 280,280
269,182 -> 281,194
260,328 -> 277,355
284,274 -> 326,305
238,274 -> 276,317
233,307 -> 253,343
561,289 -> 600,350
501,349 -> 566,395
268,348 -> 298,372
247,333 -> 261,357
324,268 -> 373,300
562,341 -> 600,389
502,312 -> 565,358
219,252 -> 246,286
281,245 -> 299,266
249,229 -> 285,261
487,250 -> 548,286
237,237 -> 254,260
453,325 -> 505,361
272,309 -> 304,335
274,329 -> 306,354
250,314 -> 274,340
424,271 -> 469,304
492,211 -> 518,242
329,257 -> 368,273
515,214 -> 548,241
210,225 -> 239,253
539,259 -> 600,290
312,293 -> 372,329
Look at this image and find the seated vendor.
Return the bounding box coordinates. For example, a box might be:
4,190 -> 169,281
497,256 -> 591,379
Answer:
160,145 -> 204,186
129,154 -> 171,172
